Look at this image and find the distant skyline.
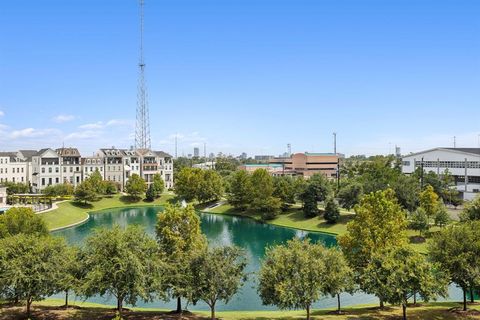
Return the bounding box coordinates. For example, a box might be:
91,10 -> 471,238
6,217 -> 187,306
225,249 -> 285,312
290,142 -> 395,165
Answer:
1,0 -> 479,156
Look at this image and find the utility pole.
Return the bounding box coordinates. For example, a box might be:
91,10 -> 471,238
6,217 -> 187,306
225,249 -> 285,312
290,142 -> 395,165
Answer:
333,132 -> 340,188
333,132 -> 337,154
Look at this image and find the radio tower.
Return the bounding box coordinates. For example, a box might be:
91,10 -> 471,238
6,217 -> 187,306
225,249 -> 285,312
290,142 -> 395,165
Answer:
135,0 -> 151,150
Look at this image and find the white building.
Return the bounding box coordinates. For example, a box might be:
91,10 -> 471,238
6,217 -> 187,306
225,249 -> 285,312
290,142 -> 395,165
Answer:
0,152 -> 30,185
31,148 -> 62,192
57,148 -> 82,187
154,151 -> 174,189
82,156 -> 105,180
0,187 -> 7,208
402,148 -> 480,201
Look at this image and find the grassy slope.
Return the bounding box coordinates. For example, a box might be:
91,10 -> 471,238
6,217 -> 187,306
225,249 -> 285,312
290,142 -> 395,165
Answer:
40,193 -> 175,230
2,300 -> 477,320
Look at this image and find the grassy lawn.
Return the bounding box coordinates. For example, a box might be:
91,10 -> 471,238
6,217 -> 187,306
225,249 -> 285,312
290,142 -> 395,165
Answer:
2,300 -> 480,320
40,193 -> 175,230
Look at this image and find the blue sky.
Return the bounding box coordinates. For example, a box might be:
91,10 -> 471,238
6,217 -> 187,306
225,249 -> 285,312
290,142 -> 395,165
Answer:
0,0 -> 479,156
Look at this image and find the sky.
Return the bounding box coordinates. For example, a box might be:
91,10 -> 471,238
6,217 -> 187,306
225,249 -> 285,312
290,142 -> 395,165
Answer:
0,0 -> 479,157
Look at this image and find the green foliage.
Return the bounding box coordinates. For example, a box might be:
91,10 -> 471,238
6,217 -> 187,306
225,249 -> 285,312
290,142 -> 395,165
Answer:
273,176 -> 297,211
152,173 -> 165,197
339,189 -> 408,302
300,184 -> 319,218
227,170 -> 253,211
409,207 -> 430,236
322,248 -> 355,312
460,195 -> 480,221
392,174 -> 420,212
156,204 -> 207,311
0,207 -> 49,239
198,170 -> 224,203
337,181 -> 363,210
145,183 -> 156,202
215,157 -> 240,174
74,180 -> 97,204
0,234 -> 71,317
420,185 -> 440,218
43,183 -> 74,197
175,168 -> 224,203
324,197 -> 340,224
80,225 -> 163,316
258,238 -> 327,320
364,246 -> 448,320
190,246 -> 247,320
103,181 -> 118,195
299,174 -> 332,219
125,173 -> 147,200
0,182 -> 30,195
259,196 -> 282,220
88,170 -> 105,194
250,169 -> 282,219
429,221 -> 480,311
434,204 -> 450,227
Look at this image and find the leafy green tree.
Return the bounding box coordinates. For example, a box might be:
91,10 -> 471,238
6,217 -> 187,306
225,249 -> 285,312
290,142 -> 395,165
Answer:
364,247 -> 448,320
429,221 -> 480,311
198,170 -> 224,203
419,185 -> 440,218
215,157 -> 240,174
300,184 -> 319,218
103,181 -> 118,195
1,182 -> 30,195
174,167 -> 203,201
227,170 -> 253,211
152,173 -> 165,197
0,234 -> 71,318
190,246 -> 247,320
322,248 -> 355,313
250,169 -> 282,219
339,189 -> 408,307
57,246 -> 80,308
273,176 -> 297,211
125,173 -> 147,200
145,183 -> 156,202
409,207 -> 430,236
434,204 -> 450,227
43,183 -> 74,197
88,170 -> 105,194
74,180 -> 97,204
156,204 -> 207,314
260,196 -> 282,220
337,181 -> 363,210
392,174 -> 420,212
460,195 -> 480,221
80,225 -> 163,318
305,173 -> 332,202
0,207 -> 49,239
324,197 -> 340,224
258,238 -> 327,320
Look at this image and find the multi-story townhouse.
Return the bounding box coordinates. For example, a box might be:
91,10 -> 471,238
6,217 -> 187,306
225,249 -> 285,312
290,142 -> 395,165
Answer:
0,152 -> 29,184
97,148 -> 125,189
137,149 -> 159,185
16,150 -> 37,184
154,151 -> 174,189
81,156 -> 105,180
31,148 -> 61,192
122,149 -> 141,182
56,148 -> 82,187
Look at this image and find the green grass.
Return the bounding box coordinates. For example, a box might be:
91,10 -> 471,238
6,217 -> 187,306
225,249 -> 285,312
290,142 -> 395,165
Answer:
5,300 -> 477,320
40,193 -> 175,230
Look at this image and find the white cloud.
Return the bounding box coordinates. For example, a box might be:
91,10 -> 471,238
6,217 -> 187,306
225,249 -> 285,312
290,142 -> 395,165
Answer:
79,121 -> 104,130
0,111 -> 4,117
64,130 -> 102,140
53,114 -> 75,123
9,128 -> 60,139
79,119 -> 132,130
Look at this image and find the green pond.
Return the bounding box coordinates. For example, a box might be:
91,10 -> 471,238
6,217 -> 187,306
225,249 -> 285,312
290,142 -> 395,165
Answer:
53,206 -> 461,311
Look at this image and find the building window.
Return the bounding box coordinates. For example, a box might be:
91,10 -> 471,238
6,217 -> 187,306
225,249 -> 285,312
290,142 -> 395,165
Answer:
42,178 -> 45,186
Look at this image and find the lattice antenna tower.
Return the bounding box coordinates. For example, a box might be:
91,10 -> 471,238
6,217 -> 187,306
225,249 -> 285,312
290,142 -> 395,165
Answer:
135,0 -> 151,150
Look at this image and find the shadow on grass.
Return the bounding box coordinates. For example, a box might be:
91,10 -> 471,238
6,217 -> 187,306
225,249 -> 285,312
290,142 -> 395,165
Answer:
71,201 -> 94,210
317,214 -> 354,230
409,235 -> 426,244
119,195 -> 143,204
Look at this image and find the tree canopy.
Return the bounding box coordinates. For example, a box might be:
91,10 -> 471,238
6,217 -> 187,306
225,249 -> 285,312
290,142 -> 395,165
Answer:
0,207 -> 49,239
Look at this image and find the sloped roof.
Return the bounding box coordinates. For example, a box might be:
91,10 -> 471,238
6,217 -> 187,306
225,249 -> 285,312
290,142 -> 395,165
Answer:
444,148 -> 480,155
18,150 -> 37,161
154,151 -> 172,158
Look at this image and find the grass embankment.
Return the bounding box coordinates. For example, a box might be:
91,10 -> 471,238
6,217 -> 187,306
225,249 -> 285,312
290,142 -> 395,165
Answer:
208,204 -> 435,253
40,193 -> 175,230
2,300 -> 480,320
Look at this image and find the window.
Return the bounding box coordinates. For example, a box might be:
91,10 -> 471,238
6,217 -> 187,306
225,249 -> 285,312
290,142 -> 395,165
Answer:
63,167 -> 66,173
42,178 -> 45,186
56,167 -> 59,173
56,178 -> 59,183
49,168 -> 52,173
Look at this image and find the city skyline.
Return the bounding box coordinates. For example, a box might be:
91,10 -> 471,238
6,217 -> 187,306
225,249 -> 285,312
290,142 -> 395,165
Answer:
1,0 -> 479,156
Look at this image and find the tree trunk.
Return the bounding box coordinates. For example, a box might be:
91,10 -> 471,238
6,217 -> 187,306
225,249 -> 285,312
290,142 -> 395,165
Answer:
117,297 -> 123,317
337,293 -> 341,312
65,290 -> 69,308
402,303 -> 407,320
413,292 -> 417,305
463,288 -> 467,311
26,297 -> 32,318
210,303 -> 215,320
176,296 -> 182,313
306,305 -> 311,320
470,287 -> 475,303
379,297 -> 385,309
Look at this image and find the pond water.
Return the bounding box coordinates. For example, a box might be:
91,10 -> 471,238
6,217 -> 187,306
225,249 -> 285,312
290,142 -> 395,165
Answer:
52,206 -> 461,311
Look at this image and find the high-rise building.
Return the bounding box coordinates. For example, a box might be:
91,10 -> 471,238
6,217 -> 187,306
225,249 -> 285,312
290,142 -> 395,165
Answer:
194,147 -> 200,158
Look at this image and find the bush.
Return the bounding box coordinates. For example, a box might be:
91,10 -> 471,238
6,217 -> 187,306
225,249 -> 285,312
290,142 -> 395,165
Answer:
145,184 -> 156,202
409,207 -> 429,236
324,198 -> 340,224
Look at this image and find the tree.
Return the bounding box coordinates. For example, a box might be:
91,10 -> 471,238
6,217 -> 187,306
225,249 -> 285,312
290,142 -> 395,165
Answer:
57,246 -> 81,308
324,197 -> 340,224
152,173 -> 165,197
273,176 -> 297,211
198,170 -> 224,203
175,167 -> 203,201
191,246 -> 247,320
409,207 -> 430,236
74,180 -> 97,204
322,248 -> 355,313
364,247 -> 448,320
258,238 -> 327,320
43,183 -> 74,197
434,204 -> 450,227
300,184 -> 319,218
227,170 -> 252,211
156,204 -> 207,314
0,207 -> 49,239
125,173 -> 147,200
0,234 -> 71,318
460,195 -> 480,221
250,169 -> 282,219
429,221 -> 480,311
419,185 -> 440,218
88,170 -> 105,194
80,225 -> 163,318
299,174 -> 332,218
392,174 -> 420,212
1,182 -> 30,195
104,181 -> 118,195
145,183 -> 156,202
337,181 -> 363,211
338,189 -> 408,307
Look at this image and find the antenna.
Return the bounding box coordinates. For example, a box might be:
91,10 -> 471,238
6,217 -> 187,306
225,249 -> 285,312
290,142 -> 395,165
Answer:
454,136 -> 456,148
135,0 -> 151,150
333,132 -> 337,154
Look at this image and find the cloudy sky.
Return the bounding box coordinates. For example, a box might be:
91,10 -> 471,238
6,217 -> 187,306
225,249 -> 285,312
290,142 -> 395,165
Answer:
1,0 -> 479,157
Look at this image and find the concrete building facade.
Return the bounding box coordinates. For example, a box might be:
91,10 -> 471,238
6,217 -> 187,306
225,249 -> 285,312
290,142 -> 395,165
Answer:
402,147 -> 480,201
0,152 -> 29,184
269,152 -> 341,178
